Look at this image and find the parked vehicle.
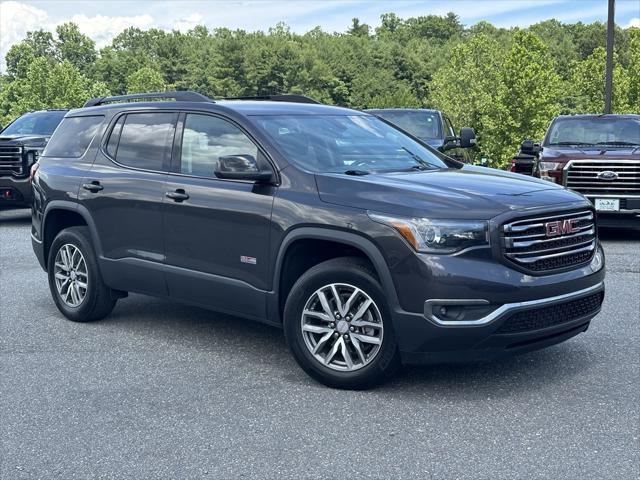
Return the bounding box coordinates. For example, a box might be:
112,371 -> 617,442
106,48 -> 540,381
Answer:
365,108 -> 477,163
518,114 -> 640,229
0,110 -> 68,208
32,92 -> 605,389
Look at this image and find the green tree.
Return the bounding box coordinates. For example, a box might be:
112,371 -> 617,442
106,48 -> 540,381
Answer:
430,34 -> 503,162
348,18 -> 370,37
570,46 -> 630,113
126,66 -> 167,93
483,31 -> 562,167
1,58 -> 109,124
624,28 -> 639,110
55,23 -> 97,72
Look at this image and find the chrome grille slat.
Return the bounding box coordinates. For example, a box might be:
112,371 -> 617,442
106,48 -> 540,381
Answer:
507,243 -> 595,264
0,146 -> 22,168
502,209 -> 596,273
505,212 -> 593,233
506,238 -> 595,257
565,159 -> 640,195
506,227 -> 594,248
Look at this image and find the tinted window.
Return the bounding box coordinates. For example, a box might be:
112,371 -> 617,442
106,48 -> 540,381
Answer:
43,116 -> 104,158
546,117 -> 640,146
2,111 -> 67,136
371,111 -> 441,140
115,113 -> 177,171
254,114 -> 448,173
180,114 -> 258,177
106,116 -> 125,158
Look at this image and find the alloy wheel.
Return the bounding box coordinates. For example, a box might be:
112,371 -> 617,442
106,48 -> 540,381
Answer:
301,283 -> 384,371
53,244 -> 88,307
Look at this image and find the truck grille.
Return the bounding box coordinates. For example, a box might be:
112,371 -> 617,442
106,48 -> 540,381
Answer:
0,145 -> 23,175
502,210 -> 596,273
565,160 -> 640,196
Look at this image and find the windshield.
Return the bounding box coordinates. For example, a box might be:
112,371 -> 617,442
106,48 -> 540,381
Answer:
252,114 -> 449,174
370,110 -> 441,140
1,111 -> 67,136
546,117 -> 640,146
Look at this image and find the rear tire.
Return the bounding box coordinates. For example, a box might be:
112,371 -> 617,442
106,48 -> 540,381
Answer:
47,226 -> 117,322
284,257 -> 401,389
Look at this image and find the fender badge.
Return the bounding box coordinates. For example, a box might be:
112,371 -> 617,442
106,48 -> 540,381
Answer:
241,256 -> 257,265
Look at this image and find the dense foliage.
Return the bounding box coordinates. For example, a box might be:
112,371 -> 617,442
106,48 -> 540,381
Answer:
1,15 -> 638,167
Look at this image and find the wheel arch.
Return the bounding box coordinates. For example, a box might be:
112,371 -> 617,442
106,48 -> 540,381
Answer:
268,227 -> 400,323
42,201 -> 103,267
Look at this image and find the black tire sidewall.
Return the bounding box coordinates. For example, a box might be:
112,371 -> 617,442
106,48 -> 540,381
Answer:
284,259 -> 400,389
47,226 -> 111,322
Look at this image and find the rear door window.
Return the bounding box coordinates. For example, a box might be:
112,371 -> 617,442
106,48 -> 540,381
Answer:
113,112 -> 178,171
43,116 -> 104,158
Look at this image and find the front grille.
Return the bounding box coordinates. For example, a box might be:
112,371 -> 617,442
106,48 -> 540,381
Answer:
496,291 -> 604,334
0,145 -> 23,176
565,159 -> 640,196
502,210 -> 596,273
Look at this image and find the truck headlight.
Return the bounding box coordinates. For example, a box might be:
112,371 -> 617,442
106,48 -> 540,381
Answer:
26,147 -> 45,165
538,162 -> 562,172
369,213 -> 489,254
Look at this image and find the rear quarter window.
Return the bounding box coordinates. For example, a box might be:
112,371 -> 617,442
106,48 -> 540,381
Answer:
43,116 -> 105,158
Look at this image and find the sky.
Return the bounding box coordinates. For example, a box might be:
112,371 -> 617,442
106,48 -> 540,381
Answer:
1,0 -> 639,71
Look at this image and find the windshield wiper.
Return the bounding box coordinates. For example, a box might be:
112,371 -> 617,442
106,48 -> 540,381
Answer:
400,147 -> 441,169
548,141 -> 596,146
595,141 -> 640,146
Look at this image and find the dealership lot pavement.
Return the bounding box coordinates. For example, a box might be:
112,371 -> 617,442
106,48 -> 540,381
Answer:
1,208 -> 638,479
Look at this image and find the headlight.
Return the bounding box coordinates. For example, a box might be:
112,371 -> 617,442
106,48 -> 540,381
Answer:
369,212 -> 489,254
538,162 -> 563,172
26,147 -> 45,165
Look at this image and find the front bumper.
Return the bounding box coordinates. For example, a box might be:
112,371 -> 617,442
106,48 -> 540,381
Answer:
0,176 -> 32,208
389,244 -> 606,365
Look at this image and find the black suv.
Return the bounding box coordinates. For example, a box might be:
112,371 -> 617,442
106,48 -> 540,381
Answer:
32,92 -> 605,389
0,109 -> 68,208
365,108 -> 477,163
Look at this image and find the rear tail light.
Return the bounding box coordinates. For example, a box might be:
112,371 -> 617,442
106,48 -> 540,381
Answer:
510,159 -> 517,172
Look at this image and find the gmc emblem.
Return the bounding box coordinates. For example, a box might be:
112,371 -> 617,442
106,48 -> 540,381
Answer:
545,219 -> 578,237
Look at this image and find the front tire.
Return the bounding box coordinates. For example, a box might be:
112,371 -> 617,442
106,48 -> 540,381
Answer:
47,226 -> 117,322
284,257 -> 400,389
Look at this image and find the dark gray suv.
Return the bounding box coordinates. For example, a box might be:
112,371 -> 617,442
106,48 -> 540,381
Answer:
31,92 -> 605,389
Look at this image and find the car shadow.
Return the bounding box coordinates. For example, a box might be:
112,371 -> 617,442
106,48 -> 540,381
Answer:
598,227 -> 640,241
97,294 -> 595,398
0,208 -> 31,225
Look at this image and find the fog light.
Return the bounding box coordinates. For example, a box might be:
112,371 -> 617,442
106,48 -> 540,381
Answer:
1,189 -> 15,200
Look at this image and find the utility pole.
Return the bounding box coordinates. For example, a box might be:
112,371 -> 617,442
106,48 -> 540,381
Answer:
604,0 -> 615,114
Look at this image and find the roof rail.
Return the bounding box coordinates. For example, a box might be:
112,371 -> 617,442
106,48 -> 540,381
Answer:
222,94 -> 321,105
83,91 -> 214,108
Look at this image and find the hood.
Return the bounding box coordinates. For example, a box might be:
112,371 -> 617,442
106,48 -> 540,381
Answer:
541,145 -> 640,161
0,134 -> 50,146
316,165 -> 589,220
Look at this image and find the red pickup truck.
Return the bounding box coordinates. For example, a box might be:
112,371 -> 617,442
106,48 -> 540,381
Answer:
513,114 -> 640,229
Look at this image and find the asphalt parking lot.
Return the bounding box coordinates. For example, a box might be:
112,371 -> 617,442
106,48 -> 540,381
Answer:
1,208 -> 638,479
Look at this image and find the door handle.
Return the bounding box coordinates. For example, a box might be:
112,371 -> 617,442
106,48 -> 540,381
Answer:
82,181 -> 103,192
165,189 -> 189,202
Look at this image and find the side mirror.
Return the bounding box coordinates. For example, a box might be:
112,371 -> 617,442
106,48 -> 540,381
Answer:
520,140 -> 542,154
442,135 -> 458,151
215,154 -> 274,183
459,127 -> 476,148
